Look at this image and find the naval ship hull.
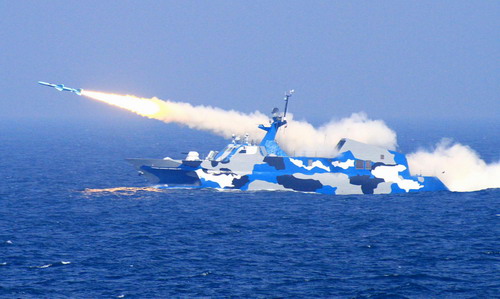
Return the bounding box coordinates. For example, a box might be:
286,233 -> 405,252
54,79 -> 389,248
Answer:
127,158 -> 201,186
126,138 -> 448,195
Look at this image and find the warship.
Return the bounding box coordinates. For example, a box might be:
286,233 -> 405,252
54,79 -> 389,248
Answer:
127,91 -> 448,195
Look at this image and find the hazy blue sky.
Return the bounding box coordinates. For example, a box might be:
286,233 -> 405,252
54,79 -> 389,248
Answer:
1,1 -> 498,124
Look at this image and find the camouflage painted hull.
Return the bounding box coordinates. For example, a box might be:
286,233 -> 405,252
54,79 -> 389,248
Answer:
127,138 -> 448,195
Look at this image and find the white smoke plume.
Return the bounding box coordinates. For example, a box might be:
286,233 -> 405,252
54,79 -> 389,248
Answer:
278,112 -> 397,156
151,99 -> 269,139
148,100 -> 397,156
408,139 -> 500,192
82,91 -> 397,156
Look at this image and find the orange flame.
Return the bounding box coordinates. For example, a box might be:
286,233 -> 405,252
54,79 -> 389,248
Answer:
82,90 -> 166,118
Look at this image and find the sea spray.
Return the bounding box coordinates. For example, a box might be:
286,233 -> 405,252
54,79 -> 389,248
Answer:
408,139 -> 500,192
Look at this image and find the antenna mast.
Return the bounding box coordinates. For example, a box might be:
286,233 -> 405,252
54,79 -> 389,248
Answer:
283,89 -> 294,119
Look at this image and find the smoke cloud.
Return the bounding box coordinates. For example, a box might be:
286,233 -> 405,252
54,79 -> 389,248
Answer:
407,139 -> 500,192
82,91 -> 397,155
151,101 -> 398,156
277,112 -> 397,156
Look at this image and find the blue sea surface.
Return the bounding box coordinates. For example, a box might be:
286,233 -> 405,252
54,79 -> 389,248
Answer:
0,118 -> 499,298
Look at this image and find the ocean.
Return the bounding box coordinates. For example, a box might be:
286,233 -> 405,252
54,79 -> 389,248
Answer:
1,117 -> 498,298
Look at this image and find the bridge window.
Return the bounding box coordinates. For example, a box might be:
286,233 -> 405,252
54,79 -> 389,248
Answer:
355,160 -> 364,169
365,161 -> 372,170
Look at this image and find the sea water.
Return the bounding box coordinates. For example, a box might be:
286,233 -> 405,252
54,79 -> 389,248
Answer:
0,118 -> 498,298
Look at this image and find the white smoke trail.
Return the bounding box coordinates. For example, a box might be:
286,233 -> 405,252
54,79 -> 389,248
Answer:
408,139 -> 500,192
82,91 -> 397,155
278,112 -> 397,156
148,99 -> 270,139
146,101 -> 397,156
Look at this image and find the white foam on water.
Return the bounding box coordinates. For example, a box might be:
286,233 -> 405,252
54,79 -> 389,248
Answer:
31,264 -> 52,269
408,139 -> 500,192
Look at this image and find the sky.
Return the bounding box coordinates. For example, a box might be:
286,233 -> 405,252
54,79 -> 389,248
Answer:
0,1 -> 498,124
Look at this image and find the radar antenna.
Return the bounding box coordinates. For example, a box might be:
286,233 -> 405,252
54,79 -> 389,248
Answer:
283,89 -> 294,119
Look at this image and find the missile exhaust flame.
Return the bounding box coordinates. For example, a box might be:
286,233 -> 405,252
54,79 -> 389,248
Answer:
82,91 -> 163,117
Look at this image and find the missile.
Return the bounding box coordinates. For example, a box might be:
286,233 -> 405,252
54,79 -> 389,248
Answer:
38,81 -> 82,96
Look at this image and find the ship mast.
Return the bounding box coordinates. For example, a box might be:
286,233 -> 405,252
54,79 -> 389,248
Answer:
283,89 -> 294,119
257,90 -> 294,156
